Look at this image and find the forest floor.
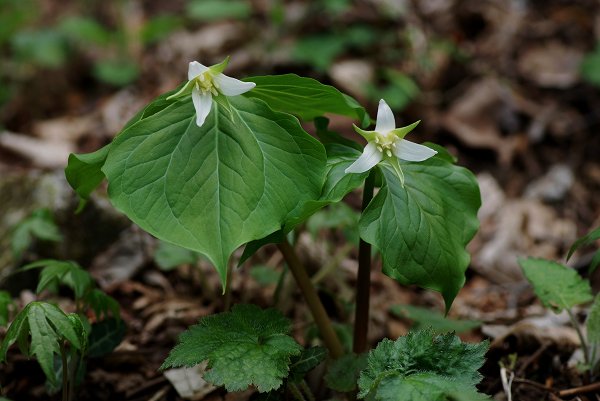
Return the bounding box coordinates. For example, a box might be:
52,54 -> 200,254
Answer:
1,1 -> 600,400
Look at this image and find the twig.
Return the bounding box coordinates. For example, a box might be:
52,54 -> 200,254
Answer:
559,382 -> 600,397
512,377 -> 558,394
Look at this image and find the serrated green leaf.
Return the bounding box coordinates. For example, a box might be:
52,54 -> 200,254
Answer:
244,74 -> 369,126
568,226 -> 600,273
23,259 -> 93,300
87,318 -> 125,358
373,373 -> 490,401
102,95 -> 326,286
358,329 -> 488,399
1,302 -> 82,386
519,258 -> 593,313
359,153 -> 481,310
67,313 -> 88,353
586,295 -> 600,346
390,304 -> 481,333
0,291 -> 13,327
161,304 -> 302,392
154,240 -> 200,270
288,346 -> 327,383
325,352 -> 367,392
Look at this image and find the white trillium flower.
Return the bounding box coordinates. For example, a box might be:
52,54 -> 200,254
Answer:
345,99 -> 437,185
167,57 -> 256,127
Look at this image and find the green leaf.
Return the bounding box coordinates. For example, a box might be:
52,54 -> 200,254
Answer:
102,95 -> 326,286
23,259 -> 93,300
390,304 -> 481,333
65,144 -> 110,211
154,240 -> 200,270
87,318 -> 125,358
140,15 -> 182,45
64,87 -> 181,210
59,16 -> 111,46
373,373 -> 490,401
161,304 -> 302,392
0,291 -> 13,327
250,265 -> 282,286
0,302 -> 82,386
581,46 -> 600,87
288,346 -> 327,383
358,330 -> 488,400
84,289 -> 120,320
244,74 -> 369,125
567,226 -> 600,273
587,295 -> 600,346
239,124 -> 366,264
292,35 -> 346,71
11,209 -> 62,257
325,353 -> 367,392
186,0 -> 251,21
519,258 -> 593,313
93,59 -> 139,86
359,152 -> 481,310
11,29 -> 68,68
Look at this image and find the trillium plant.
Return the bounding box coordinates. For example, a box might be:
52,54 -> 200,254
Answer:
64,57 -> 485,399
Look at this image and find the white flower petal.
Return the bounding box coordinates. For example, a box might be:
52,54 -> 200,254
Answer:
345,142 -> 383,174
214,74 -> 256,96
374,99 -> 395,133
394,139 -> 437,161
188,61 -> 209,80
192,88 -> 213,127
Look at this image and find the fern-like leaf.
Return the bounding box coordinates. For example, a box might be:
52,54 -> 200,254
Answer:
161,304 -> 302,393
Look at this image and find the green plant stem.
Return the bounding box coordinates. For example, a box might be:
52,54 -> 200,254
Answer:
223,261 -> 234,312
60,344 -> 69,401
288,382 -> 307,401
277,240 -> 344,359
566,308 -> 591,369
353,172 -> 374,354
300,380 -> 316,401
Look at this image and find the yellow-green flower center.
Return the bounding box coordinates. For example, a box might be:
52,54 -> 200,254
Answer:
194,72 -> 219,96
374,131 -> 397,157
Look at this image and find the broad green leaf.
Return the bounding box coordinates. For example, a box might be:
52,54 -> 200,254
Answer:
373,373 -> 490,401
390,304 -> 481,333
84,289 -> 120,320
0,302 -> 82,386
93,59 -> 139,86
65,144 -> 110,211
325,352 -> 367,392
59,16 -> 111,46
567,226 -> 600,273
64,87 -> 180,209
250,265 -> 282,286
186,0 -> 251,21
161,304 -> 302,392
67,313 -> 88,353
359,153 -> 481,310
358,330 -> 488,400
102,95 -> 326,285
154,240 -> 200,270
587,295 -> 600,346
87,318 -> 125,358
23,259 -> 93,300
288,346 -> 327,383
140,15 -> 182,45
244,74 -> 369,126
239,130 -> 368,264
10,209 -> 62,257
0,291 -> 12,326
519,258 -> 593,313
